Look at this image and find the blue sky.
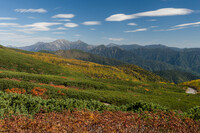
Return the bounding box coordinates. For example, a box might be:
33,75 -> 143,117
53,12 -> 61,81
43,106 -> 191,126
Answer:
0,0 -> 200,47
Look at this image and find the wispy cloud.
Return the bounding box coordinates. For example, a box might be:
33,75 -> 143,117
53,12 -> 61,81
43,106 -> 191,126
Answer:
75,34 -> 81,37
127,23 -> 137,26
155,27 -> 186,31
52,14 -> 75,19
0,17 -> 17,20
0,22 -> 62,33
23,22 -> 61,31
28,16 -> 36,19
156,21 -> 200,32
125,28 -> 147,33
174,21 -> 200,27
90,28 -> 96,30
15,8 -> 47,13
52,32 -> 65,34
106,8 -> 193,21
56,19 -> 71,22
149,26 -> 158,28
82,21 -> 101,25
16,22 -> 61,33
109,38 -> 124,41
0,32 -> 55,46
56,27 -> 68,30
64,23 -> 78,28
0,23 -> 20,27
147,19 -> 157,21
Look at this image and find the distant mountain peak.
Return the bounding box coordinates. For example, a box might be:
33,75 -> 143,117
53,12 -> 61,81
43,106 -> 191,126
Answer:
52,39 -> 70,44
18,39 -> 93,52
73,40 -> 86,44
107,43 -> 118,47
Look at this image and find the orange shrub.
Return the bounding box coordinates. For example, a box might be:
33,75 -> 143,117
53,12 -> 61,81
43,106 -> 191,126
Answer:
5,88 -> 26,94
57,90 -> 65,96
31,87 -> 47,96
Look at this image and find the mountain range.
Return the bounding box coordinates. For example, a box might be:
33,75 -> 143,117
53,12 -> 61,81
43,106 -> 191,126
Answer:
17,39 -> 200,83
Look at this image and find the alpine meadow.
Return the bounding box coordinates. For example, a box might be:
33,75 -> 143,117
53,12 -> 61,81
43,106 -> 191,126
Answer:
0,0 -> 200,132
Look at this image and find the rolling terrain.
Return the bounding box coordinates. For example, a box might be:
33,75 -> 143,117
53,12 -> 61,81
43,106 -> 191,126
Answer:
17,39 -> 200,83
1,45 -> 200,132
54,49 -> 126,66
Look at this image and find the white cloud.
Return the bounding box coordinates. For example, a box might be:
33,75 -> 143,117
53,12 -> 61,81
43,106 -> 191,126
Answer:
52,32 -> 65,34
155,27 -> 186,31
90,28 -> 96,30
155,21 -> 200,32
56,19 -> 71,22
82,21 -> 101,25
52,14 -> 75,19
0,30 -> 8,32
127,23 -> 137,26
15,8 -> 47,13
109,38 -> 124,41
75,34 -> 81,37
148,19 -> 157,21
125,28 -> 147,33
0,23 -> 20,27
149,26 -> 158,28
0,22 -> 61,33
174,21 -> 200,27
0,32 -> 55,46
22,22 -> 61,31
106,8 -> 193,21
56,27 -> 68,30
28,16 -> 36,19
106,14 -> 134,21
0,17 -> 17,20
16,22 -> 61,33
64,23 -> 78,28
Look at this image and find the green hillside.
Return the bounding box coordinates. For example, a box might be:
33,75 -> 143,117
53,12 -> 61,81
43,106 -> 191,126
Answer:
131,48 -> 200,74
0,45 -> 79,77
54,49 -> 126,66
0,45 -> 200,130
155,70 -> 200,83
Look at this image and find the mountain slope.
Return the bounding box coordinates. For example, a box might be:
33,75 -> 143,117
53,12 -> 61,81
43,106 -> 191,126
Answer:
131,47 -> 200,74
155,70 -> 200,83
89,45 -> 176,72
54,49 -> 126,66
19,39 -> 94,52
0,45 -> 165,82
16,39 -> 200,81
26,51 -> 166,82
0,45 -> 75,77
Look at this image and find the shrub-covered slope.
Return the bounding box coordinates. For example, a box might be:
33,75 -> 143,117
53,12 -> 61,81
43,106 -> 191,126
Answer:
54,49 -> 126,66
155,70 -> 200,83
0,45 -> 78,77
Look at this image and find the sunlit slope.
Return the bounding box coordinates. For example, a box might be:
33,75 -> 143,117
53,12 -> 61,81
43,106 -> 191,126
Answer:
181,79 -> 200,92
0,45 -> 79,77
23,51 -> 165,82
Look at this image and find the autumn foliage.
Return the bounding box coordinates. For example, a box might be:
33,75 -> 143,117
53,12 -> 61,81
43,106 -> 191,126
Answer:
5,88 -> 26,94
31,87 -> 47,96
1,110 -> 200,132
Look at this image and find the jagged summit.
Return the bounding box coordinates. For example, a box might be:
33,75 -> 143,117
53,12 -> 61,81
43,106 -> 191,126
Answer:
19,39 -> 94,52
52,39 -> 71,44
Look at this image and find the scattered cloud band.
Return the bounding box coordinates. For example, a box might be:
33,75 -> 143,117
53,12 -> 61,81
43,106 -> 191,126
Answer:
0,17 -> 17,20
15,8 -> 47,13
52,14 -> 75,19
106,8 -> 193,21
82,21 -> 101,25
125,28 -> 147,33
109,38 -> 124,41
